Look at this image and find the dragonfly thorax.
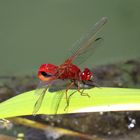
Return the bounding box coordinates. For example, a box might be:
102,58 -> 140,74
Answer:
57,62 -> 81,80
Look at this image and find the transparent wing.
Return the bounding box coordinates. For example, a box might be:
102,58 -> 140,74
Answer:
67,17 -> 107,65
49,79 -> 71,114
35,80 -> 51,96
33,80 -> 53,115
71,37 -> 103,65
33,88 -> 48,115
33,79 -> 71,115
51,90 -> 65,114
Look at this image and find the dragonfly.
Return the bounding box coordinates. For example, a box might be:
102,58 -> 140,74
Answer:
33,17 -> 108,115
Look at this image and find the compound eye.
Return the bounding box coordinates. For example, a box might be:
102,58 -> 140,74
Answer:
41,71 -> 52,77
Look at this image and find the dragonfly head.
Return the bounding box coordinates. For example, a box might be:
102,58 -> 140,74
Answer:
38,64 -> 58,81
81,68 -> 93,81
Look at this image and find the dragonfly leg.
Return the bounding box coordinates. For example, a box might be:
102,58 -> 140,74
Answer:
64,81 -> 75,111
76,81 -> 90,98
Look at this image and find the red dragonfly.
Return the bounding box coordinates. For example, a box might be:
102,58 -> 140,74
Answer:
33,17 -> 107,115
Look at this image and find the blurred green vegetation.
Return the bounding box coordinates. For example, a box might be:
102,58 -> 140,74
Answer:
0,0 -> 140,76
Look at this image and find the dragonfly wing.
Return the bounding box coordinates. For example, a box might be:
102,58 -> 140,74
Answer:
33,87 -> 48,115
68,17 -> 107,65
71,37 -> 103,65
51,89 -> 65,114
35,80 -> 51,96
49,79 -> 70,114
34,79 -> 70,115
33,80 -> 54,115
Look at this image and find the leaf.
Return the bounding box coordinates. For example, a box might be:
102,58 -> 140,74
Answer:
0,87 -> 140,118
